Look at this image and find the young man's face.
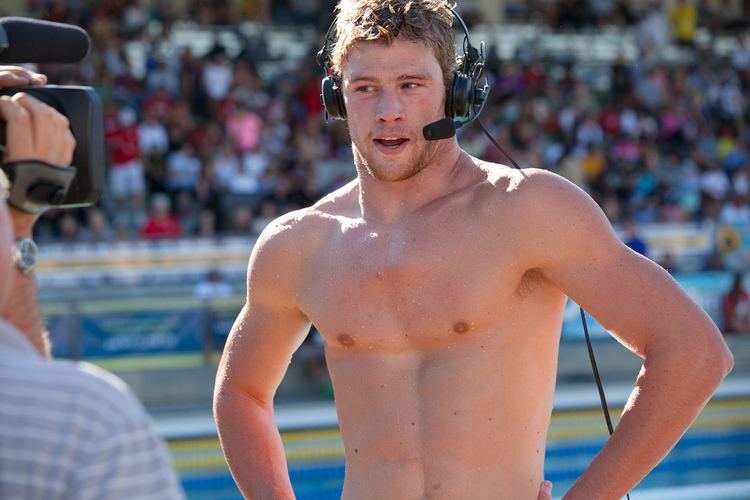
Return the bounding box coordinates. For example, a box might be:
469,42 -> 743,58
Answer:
341,37 -> 447,182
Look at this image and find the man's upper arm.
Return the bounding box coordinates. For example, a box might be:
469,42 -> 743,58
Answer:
216,214 -> 312,403
522,170 -> 725,359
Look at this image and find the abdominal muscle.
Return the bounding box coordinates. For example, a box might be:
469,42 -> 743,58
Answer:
324,314 -> 563,500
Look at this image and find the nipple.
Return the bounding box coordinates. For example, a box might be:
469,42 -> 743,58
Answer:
452,321 -> 470,334
337,333 -> 355,347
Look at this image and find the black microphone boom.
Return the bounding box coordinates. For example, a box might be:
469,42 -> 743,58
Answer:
0,17 -> 90,64
423,117 -> 457,141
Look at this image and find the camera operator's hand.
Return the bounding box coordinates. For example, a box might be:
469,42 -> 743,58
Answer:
0,92 -> 76,236
0,65 -> 47,88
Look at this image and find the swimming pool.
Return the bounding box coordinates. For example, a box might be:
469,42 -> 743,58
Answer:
166,393 -> 750,499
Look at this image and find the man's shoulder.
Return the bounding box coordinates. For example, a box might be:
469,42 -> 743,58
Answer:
481,165 -> 581,209
43,359 -> 146,417
1,356 -> 152,432
255,180 -> 358,250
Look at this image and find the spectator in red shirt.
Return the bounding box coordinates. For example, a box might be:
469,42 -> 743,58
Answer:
722,272 -> 750,335
141,193 -> 182,239
142,85 -> 176,123
105,105 -> 146,231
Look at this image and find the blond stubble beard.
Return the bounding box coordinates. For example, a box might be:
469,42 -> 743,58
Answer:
352,138 -> 440,182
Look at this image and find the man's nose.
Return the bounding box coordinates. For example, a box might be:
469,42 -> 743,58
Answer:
375,89 -> 405,122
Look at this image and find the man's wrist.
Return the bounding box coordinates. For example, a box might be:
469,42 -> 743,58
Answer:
12,237 -> 38,275
9,206 -> 40,238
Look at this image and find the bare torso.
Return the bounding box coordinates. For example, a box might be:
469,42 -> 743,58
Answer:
293,164 -> 568,499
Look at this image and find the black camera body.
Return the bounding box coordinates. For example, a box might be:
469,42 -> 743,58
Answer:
0,85 -> 105,210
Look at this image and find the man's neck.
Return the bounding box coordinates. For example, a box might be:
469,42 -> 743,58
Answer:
355,145 -> 472,224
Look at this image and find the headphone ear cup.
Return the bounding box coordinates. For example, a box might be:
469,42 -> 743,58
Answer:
449,72 -> 474,121
321,75 -> 347,120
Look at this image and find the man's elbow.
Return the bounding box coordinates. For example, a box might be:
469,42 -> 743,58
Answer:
715,342 -> 734,378
213,381 -> 272,420
694,335 -> 734,386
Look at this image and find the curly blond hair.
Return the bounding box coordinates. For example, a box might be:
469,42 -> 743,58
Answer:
330,0 -> 457,91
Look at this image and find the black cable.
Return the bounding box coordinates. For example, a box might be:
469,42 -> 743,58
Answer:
476,118 -> 523,171
580,307 -> 615,434
580,307 -> 631,500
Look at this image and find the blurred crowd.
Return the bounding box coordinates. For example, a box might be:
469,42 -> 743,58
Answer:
9,0 -> 750,253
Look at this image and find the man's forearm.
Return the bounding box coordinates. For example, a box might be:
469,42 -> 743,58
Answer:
215,388 -> 295,499
564,344 -> 732,499
3,268 -> 48,357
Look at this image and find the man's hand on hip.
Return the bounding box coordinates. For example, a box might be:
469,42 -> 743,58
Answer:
538,480 -> 553,500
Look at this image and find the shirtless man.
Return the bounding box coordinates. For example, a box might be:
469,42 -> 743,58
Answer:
213,1 -> 734,498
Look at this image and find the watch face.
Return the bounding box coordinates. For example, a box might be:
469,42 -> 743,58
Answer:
14,238 -> 38,272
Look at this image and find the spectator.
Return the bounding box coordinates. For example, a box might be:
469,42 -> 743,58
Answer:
623,219 -> 649,257
165,142 -> 202,194
142,85 -> 177,123
57,213 -> 81,243
138,107 -> 170,158
105,105 -> 146,231
252,200 -> 278,234
227,205 -> 255,236
659,252 -> 679,274
231,145 -> 270,195
719,193 -> 750,224
722,272 -> 750,334
212,139 -> 242,190
202,45 -> 234,102
671,0 -> 697,46
80,207 -> 117,243
701,161 -> 732,202
194,269 -> 234,300
637,2 -> 669,58
225,100 -> 263,154
197,207 -> 218,237
730,32 -> 750,73
703,252 -> 727,272
141,193 -> 182,239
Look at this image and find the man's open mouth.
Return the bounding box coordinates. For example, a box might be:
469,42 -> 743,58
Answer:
375,137 -> 408,149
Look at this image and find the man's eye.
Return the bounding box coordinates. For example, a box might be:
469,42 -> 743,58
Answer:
355,86 -> 375,93
402,82 -> 419,89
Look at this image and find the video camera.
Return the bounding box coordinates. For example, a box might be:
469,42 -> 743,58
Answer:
0,17 -> 105,214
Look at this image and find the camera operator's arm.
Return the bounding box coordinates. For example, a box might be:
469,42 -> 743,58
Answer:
0,91 -> 75,358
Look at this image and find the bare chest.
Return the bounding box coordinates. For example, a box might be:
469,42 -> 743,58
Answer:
298,218 -> 531,351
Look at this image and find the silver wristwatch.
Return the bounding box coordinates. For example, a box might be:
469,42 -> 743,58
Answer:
11,238 -> 38,275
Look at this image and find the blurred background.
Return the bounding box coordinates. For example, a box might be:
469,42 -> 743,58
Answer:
1,0 -> 749,498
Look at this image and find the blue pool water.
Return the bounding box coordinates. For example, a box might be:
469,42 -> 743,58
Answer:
171,397 -> 750,499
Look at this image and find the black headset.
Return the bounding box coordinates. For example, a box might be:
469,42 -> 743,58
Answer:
316,4 -> 489,128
